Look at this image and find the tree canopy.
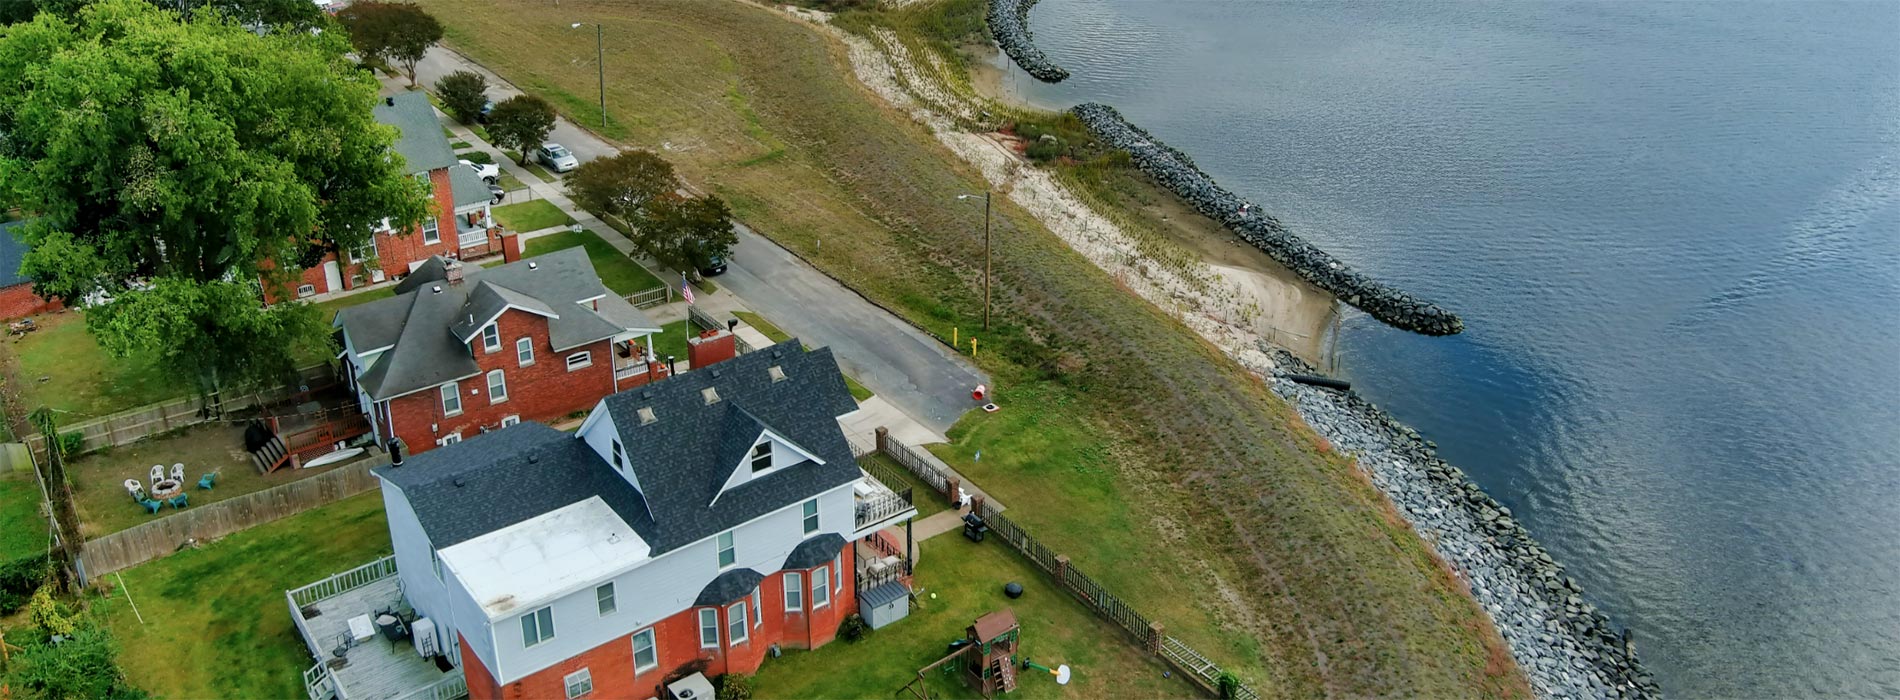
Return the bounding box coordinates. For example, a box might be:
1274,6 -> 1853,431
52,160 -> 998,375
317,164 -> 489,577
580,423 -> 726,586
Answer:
0,0 -> 428,390
335,0 -> 440,85
568,150 -> 678,222
637,193 -> 736,275
485,95 -> 556,165
435,69 -> 487,124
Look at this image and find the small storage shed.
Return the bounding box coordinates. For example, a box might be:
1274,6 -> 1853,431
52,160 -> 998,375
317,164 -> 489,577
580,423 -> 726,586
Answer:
860,580 -> 910,629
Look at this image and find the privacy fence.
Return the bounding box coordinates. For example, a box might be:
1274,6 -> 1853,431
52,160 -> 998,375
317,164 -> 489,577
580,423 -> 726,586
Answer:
76,457 -> 383,581
21,364 -> 337,465
872,428 -> 1262,699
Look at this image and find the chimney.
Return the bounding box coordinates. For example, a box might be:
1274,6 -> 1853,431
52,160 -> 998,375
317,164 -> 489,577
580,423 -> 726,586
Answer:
500,230 -> 523,263
389,438 -> 407,466
687,329 -> 737,369
444,259 -> 465,285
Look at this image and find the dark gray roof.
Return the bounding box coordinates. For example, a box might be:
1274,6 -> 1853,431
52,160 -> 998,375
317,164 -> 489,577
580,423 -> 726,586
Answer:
860,580 -> 907,608
600,340 -> 862,553
337,248 -> 653,401
373,93 -> 458,174
375,423 -> 654,550
695,568 -> 765,607
0,220 -> 29,288
448,164 -> 490,210
782,533 -> 845,570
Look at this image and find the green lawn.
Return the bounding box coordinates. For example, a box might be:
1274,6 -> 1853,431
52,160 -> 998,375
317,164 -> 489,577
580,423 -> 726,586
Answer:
492,199 -> 575,232
95,491 -> 391,700
313,286 -> 397,321
0,473 -> 47,562
752,536 -> 1191,699
450,140 -> 473,150
496,170 -> 528,193
653,319 -> 691,364
734,311 -> 873,400
523,230 -> 664,295
4,311 -> 180,418
500,150 -> 562,183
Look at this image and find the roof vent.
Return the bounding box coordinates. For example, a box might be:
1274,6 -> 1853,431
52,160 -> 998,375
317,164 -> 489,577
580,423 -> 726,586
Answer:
771,349 -> 783,359
637,406 -> 657,425
709,369 -> 722,379
452,477 -> 465,488
701,387 -> 720,405
385,96 -> 395,107
432,285 -> 443,294
528,261 -> 538,270
640,389 -> 653,399
768,366 -> 786,383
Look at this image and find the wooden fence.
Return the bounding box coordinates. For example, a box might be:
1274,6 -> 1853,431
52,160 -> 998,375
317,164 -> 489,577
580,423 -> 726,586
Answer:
875,432 -> 1262,698
76,457 -> 384,581
22,364 -> 336,464
626,285 -> 672,309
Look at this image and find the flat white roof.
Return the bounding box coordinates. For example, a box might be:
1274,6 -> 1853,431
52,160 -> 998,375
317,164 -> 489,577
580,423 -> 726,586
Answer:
439,497 -> 651,620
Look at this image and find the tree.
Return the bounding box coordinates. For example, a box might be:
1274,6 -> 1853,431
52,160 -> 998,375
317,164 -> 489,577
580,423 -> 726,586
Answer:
486,95 -> 557,166
335,1 -> 440,85
568,150 -> 678,221
0,0 -> 428,392
184,0 -> 326,31
3,610 -> 147,700
636,193 -> 736,276
435,70 -> 488,124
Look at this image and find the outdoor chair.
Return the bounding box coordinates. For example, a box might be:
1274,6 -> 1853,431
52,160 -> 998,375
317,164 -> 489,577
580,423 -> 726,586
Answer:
124,479 -> 143,500
170,463 -> 185,483
197,473 -> 217,490
149,465 -> 165,484
168,493 -> 188,509
139,499 -> 162,514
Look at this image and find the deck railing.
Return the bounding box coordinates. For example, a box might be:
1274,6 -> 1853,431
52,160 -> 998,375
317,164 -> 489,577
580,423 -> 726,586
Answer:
289,555 -> 399,608
303,662 -> 337,700
854,488 -> 915,532
392,671 -> 468,700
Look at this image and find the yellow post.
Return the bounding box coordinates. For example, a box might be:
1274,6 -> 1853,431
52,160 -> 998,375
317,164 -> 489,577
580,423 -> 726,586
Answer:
953,327 -> 958,349
970,337 -> 978,360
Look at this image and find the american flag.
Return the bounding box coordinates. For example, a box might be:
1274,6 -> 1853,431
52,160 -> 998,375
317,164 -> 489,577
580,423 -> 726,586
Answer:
681,273 -> 695,304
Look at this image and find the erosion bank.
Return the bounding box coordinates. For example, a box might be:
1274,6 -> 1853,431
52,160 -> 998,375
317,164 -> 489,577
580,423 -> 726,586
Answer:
986,0 -> 1067,82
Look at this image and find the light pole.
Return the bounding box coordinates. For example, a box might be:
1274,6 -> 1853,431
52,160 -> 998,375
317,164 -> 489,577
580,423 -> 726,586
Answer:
957,192 -> 992,330
572,22 -> 606,129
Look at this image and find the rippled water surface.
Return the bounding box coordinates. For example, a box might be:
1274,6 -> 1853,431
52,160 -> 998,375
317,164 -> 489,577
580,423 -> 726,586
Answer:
1001,1 -> 1900,696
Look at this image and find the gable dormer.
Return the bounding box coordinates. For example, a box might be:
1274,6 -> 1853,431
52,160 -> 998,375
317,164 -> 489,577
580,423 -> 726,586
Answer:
576,402 -> 642,495
712,416 -> 826,504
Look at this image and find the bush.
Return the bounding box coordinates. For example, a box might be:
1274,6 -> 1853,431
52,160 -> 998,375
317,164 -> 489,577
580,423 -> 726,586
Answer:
1216,670 -> 1242,699
4,619 -> 148,700
838,613 -> 868,642
56,431 -> 83,457
714,673 -> 751,700
461,150 -> 494,165
1024,137 -> 1064,162
0,555 -> 49,615
435,70 -> 488,124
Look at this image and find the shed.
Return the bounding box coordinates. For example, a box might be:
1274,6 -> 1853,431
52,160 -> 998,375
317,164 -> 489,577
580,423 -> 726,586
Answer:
860,580 -> 910,629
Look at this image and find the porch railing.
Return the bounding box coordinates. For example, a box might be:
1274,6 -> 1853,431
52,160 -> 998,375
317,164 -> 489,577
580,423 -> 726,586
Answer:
614,364 -> 646,381
289,555 -> 399,608
392,671 -> 468,700
625,285 -> 671,309
303,662 -> 337,700
457,230 -> 489,249
855,488 -> 915,532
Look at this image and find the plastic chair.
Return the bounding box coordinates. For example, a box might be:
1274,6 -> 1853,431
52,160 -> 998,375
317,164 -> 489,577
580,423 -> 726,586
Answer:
197,473 -> 217,490
168,493 -> 189,509
170,463 -> 185,483
124,478 -> 143,500
149,464 -> 165,484
140,499 -> 162,514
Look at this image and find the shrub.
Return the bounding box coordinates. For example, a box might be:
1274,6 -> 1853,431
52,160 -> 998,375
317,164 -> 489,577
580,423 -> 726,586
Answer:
714,674 -> 752,700
56,431 -> 83,457
1216,671 -> 1242,699
461,150 -> 494,165
1024,138 -> 1064,162
839,613 -> 868,642
29,586 -> 75,638
0,555 -> 49,615
435,70 -> 488,124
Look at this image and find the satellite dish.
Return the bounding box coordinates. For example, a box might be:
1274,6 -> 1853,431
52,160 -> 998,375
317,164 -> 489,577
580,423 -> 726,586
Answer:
1055,665 -> 1072,685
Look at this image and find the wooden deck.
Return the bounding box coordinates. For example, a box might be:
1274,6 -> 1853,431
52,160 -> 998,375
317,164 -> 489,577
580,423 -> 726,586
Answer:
297,576 -> 460,700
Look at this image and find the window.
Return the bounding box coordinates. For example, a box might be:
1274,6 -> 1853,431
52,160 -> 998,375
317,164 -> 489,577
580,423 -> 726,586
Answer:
833,554 -> 843,594
516,337 -> 534,366
440,383 -> 461,416
610,440 -> 625,471
436,432 -> 462,446
596,582 -> 616,616
716,531 -> 735,569
728,601 -> 748,645
750,442 -> 772,472
802,499 -> 819,534
431,549 -> 442,581
563,669 -> 593,699
482,324 -> 500,352
631,628 -> 657,672
751,588 -> 762,628
422,217 -> 440,244
698,609 -> 719,648
500,415 -> 520,428
785,572 -> 803,611
566,351 -> 592,371
487,369 -> 507,404
812,566 -> 830,609
520,606 -> 554,647
296,283 -> 316,298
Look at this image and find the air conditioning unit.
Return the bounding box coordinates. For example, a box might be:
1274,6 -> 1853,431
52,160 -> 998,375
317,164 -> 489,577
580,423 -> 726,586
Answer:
412,617 -> 439,659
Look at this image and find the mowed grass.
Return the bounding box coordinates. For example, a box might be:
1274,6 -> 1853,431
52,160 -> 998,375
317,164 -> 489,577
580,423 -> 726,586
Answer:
314,286 -> 398,321
0,472 -> 47,560
492,199 -> 575,232
524,230 -> 665,294
417,1 -> 1526,696
752,536 -> 1192,699
653,319 -> 691,365
95,491 -> 391,700
4,311 -> 180,418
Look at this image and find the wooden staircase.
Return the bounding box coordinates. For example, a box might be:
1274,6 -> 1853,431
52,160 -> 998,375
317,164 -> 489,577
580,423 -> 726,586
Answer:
992,658 -> 1016,694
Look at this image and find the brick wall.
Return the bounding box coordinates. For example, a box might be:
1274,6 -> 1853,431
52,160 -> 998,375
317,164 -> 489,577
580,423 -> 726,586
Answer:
262,167 -> 466,305
0,283 -> 62,321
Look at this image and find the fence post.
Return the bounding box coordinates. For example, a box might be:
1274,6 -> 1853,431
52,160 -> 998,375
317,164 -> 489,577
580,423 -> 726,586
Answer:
874,426 -> 889,454
1055,554 -> 1070,586
968,494 -> 983,519
1148,622 -> 1165,655
948,476 -> 962,506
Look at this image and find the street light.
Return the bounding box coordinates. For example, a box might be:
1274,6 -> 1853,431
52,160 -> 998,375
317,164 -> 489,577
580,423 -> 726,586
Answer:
957,192 -> 992,331
571,22 -> 606,129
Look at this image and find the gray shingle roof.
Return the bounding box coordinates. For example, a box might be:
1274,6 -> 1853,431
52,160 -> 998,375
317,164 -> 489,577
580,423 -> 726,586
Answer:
860,580 -> 907,608
782,533 -> 845,570
695,568 -> 765,607
0,220 -> 30,289
448,163 -> 491,210
373,93 -> 458,175
337,247 -> 648,401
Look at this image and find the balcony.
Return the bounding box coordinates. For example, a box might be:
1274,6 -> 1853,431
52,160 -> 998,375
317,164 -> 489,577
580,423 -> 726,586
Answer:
852,469 -> 917,539
288,557 -> 466,700
456,227 -> 490,250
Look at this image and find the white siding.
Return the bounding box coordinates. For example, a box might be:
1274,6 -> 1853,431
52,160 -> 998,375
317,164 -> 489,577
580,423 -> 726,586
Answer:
576,404 -> 642,494
380,479 -> 457,650
488,482 -> 855,684
714,431 -> 816,498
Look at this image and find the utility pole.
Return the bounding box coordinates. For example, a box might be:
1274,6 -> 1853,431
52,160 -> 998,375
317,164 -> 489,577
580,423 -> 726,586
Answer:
595,23 -> 607,130
982,190 -> 992,331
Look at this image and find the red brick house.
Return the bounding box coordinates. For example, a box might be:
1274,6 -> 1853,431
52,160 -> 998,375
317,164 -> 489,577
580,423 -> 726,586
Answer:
333,248 -> 666,454
266,92 -> 498,304
0,220 -> 62,321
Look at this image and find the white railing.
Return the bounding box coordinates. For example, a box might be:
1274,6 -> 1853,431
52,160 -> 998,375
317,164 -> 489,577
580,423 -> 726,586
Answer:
614,364 -> 646,381
457,230 -> 488,249
303,663 -> 337,700
393,671 -> 468,700
289,555 -> 399,607
855,487 -> 915,532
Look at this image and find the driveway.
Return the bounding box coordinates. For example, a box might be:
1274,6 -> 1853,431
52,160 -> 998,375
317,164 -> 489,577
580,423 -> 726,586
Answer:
393,47 -> 988,437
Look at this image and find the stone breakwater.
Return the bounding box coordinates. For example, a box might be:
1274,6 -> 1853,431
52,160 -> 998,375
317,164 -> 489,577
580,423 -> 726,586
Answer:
1071,103 -> 1465,336
987,0 -> 1069,82
1267,348 -> 1660,699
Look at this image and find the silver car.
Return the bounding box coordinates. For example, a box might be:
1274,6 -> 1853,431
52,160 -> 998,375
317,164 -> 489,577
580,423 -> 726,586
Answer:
535,143 -> 579,173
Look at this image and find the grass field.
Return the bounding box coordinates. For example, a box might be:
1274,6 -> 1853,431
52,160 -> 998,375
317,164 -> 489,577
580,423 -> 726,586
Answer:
416,1 -> 1524,696
3,311 -> 180,419
0,473 -> 47,561
492,199 -> 575,232
523,230 -> 665,295
95,491 -> 391,700
752,536 -> 1191,699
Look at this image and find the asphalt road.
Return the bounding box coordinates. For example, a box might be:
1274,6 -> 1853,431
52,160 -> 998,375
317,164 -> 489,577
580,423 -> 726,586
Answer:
402,47 -> 987,436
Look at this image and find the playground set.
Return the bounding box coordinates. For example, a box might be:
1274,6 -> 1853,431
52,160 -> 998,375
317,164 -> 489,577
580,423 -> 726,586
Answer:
899,610 -> 1071,699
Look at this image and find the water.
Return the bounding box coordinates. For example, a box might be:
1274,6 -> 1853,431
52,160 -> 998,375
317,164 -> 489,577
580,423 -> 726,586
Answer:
1000,1 -> 1900,696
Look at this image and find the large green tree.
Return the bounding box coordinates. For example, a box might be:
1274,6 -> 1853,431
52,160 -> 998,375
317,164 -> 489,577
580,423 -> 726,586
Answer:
486,95 -> 556,166
568,150 -> 678,221
0,0 -> 428,391
335,0 -> 439,85
637,193 -> 736,276
435,69 -> 487,124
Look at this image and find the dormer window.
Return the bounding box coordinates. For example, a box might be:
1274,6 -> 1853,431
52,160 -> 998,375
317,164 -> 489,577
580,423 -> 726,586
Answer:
611,439 -> 626,471
750,442 -> 771,472
637,407 -> 656,425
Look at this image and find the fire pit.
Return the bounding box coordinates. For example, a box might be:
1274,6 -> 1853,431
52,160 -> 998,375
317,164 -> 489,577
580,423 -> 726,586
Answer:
149,479 -> 184,499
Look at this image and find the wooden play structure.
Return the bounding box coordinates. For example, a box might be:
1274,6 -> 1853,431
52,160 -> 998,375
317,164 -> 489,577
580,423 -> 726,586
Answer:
899,610 -> 1021,700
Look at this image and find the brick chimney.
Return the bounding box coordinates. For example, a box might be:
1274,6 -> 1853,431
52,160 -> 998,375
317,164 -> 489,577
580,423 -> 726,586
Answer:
499,230 -> 522,263
687,329 -> 736,369
444,259 -> 465,285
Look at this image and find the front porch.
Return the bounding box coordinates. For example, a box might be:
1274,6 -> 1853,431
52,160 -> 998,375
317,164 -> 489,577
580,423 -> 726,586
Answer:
288,557 -> 467,700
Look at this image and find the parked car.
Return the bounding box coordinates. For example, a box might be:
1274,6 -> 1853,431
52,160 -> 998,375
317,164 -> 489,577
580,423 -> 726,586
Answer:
535,143 -> 579,173
487,182 -> 505,205
459,159 -> 500,183
477,99 -> 494,123
699,254 -> 728,277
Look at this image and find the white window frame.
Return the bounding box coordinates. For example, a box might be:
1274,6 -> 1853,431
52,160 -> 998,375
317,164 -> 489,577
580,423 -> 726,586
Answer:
698,608 -> 719,648
487,369 -> 507,404
631,627 -> 658,673
566,351 -> 592,371
431,549 -> 442,581
516,337 -> 534,366
834,553 -> 843,594
563,668 -> 592,699
422,216 -> 440,244
499,415 -> 520,428
521,606 -> 554,648
751,588 -> 762,628
296,283 -> 317,298
716,531 -> 735,569
802,499 -> 819,534
728,601 -> 748,645
611,439 -> 625,471
750,441 -> 771,472
812,566 -> 830,609
482,324 -> 500,352
596,582 -> 616,616
436,432 -> 462,446
785,571 -> 803,611
440,383 -> 461,417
